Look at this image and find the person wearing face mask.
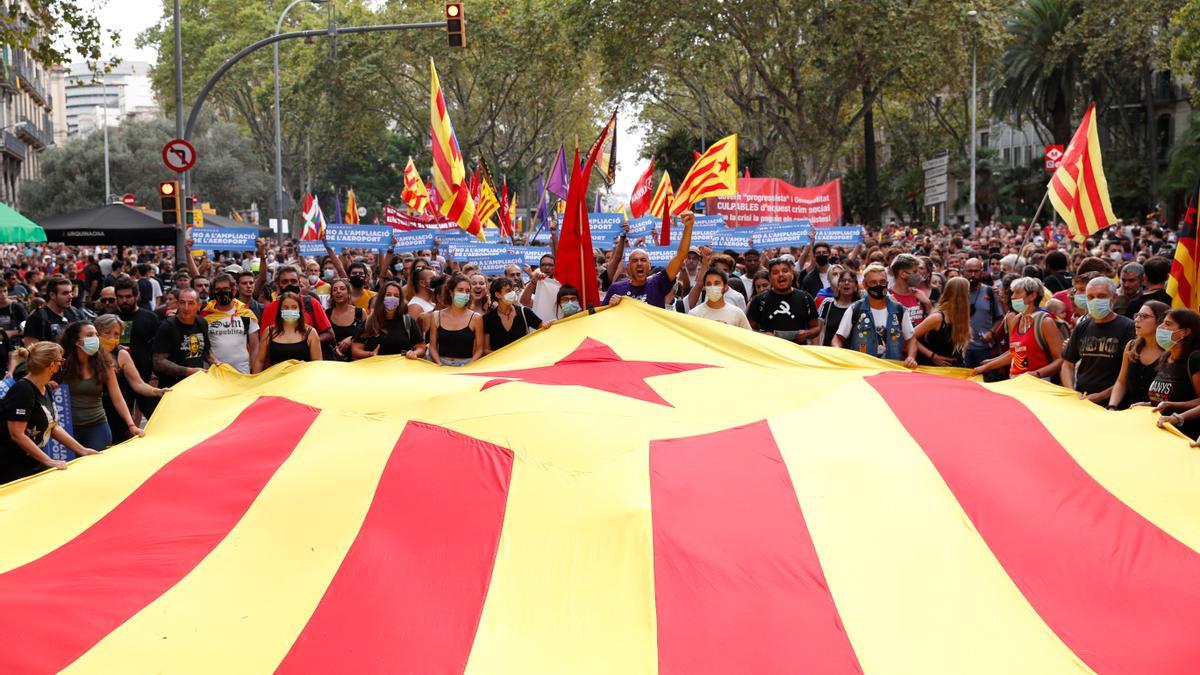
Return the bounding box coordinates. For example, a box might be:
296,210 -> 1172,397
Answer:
1146,309 -> 1200,439
254,292 -> 322,372
556,285 -> 582,319
259,265 -> 334,347
688,268 -> 750,329
800,242 -> 833,296
199,274 -> 259,375
888,253 -> 932,326
345,261 -> 376,311
352,282 -> 425,360
429,274 -> 484,367
94,314 -> 166,444
0,342 -> 99,483
833,263 -> 918,367
484,278 -> 543,353
1060,277 -> 1135,404
56,321 -> 143,451
686,248 -> 747,312
1107,300 -> 1168,410
973,277 -> 1065,380
817,268 -> 860,346
407,266 -> 438,316
303,258 -> 332,308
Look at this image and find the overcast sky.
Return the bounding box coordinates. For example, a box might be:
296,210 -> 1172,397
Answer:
91,0 -> 647,194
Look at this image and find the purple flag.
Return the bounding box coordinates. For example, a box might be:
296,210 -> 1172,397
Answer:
535,174 -> 548,227
333,190 -> 344,225
594,191 -> 602,213
547,145 -> 569,200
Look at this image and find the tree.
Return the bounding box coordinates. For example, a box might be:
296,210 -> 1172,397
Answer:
992,0 -> 1085,146
21,117 -> 271,220
1,0 -> 118,67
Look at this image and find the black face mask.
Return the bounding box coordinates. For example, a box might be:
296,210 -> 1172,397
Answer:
214,290 -> 233,305
867,284 -> 888,299
815,254 -> 829,266
281,284 -> 300,295
349,276 -> 367,288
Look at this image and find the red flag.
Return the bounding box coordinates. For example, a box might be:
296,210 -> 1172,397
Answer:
558,148 -> 601,308
498,177 -> 514,238
629,161 -> 656,218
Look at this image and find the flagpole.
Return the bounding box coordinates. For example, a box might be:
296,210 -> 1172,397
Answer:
1018,189 -> 1051,262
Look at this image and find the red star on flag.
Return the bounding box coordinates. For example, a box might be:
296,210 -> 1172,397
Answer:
461,338 -> 714,407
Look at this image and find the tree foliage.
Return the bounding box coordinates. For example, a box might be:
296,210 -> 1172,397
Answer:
22,116 -> 271,220
1,0 -> 118,68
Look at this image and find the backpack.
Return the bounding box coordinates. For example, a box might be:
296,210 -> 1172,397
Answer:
1032,310 -> 1071,357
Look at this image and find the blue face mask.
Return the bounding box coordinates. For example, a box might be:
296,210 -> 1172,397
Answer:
452,292 -> 470,308
81,336 -> 100,355
1011,298 -> 1027,314
1086,297 -> 1111,319
1157,326 -> 1179,350
560,300 -> 581,317
1073,293 -> 1087,310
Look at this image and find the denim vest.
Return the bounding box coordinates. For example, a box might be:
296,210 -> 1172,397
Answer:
846,297 -> 907,360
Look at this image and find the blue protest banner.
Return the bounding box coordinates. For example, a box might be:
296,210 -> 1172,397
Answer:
47,384 -> 75,461
448,243 -> 512,260
813,225 -> 863,247
624,245 -> 677,266
626,216 -> 657,239
392,230 -> 436,253
474,254 -> 525,275
753,220 -> 813,248
711,226 -> 758,250
192,227 -> 257,252
588,213 -> 624,244
298,240 -> 327,257
514,247 -> 552,266
695,214 -> 727,228
325,225 -> 393,251
668,216 -> 724,246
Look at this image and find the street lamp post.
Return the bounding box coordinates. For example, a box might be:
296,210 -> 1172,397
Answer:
274,0 -> 327,243
968,9 -> 979,233
101,78 -> 111,205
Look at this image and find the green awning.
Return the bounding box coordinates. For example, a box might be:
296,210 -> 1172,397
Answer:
0,201 -> 46,242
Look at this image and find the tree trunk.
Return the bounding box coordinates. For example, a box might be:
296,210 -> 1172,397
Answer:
1142,61 -> 1160,208
1052,92 -> 1073,147
863,83 -> 880,227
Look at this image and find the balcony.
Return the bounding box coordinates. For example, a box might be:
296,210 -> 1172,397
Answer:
15,119 -> 50,149
10,53 -> 48,107
0,131 -> 26,160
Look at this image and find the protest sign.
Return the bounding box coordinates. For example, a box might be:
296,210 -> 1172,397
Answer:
624,246 -> 677,266
392,230 -> 436,253
588,213 -> 625,244
714,177 -> 842,228
475,254 -> 525,275
813,225 -> 863,247
326,225 -> 393,251
191,227 -> 257,252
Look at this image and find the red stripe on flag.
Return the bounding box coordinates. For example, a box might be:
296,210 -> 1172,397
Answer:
1079,147 -> 1111,234
277,422 -> 513,674
0,397 -> 318,674
868,372 -> 1200,674
650,421 -> 862,674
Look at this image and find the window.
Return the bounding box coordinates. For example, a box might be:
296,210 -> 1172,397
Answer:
980,132 -> 989,148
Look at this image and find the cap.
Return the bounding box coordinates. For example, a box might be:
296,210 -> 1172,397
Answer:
223,264 -> 244,274
688,246 -> 701,255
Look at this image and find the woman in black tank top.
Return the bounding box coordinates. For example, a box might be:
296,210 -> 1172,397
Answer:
430,274 -> 484,367
253,293 -> 322,372
914,277 -> 971,367
327,279 -> 363,361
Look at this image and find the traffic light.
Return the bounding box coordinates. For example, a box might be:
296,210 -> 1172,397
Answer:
446,2 -> 466,48
159,181 -> 181,225
185,195 -> 198,226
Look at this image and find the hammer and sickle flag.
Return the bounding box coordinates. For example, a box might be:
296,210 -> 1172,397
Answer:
2,301 -> 1199,673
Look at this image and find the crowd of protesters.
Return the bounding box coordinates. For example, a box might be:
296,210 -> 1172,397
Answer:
0,207 -> 1196,483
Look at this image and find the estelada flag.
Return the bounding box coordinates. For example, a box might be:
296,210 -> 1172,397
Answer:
629,160 -> 655,218
671,134 -> 738,215
1048,103 -> 1118,239
429,59 -> 483,240
401,158 -> 431,215
649,171 -> 674,245
476,159 -> 501,227
589,108 -> 618,187
1168,176 -> 1200,309
2,302 -> 1199,674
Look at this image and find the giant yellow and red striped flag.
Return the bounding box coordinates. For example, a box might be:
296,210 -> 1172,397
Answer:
3,301 -> 1199,673
1167,177 -> 1200,309
430,59 -> 483,240
1048,103 -> 1118,239
671,134 -> 738,215
400,157 -> 431,215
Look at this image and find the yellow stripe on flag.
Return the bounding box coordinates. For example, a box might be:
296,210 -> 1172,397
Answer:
64,413 -> 403,674
771,380 -> 1090,674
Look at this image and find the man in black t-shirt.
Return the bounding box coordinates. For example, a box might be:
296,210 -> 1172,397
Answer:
1063,277 -> 1135,403
114,277 -> 161,382
0,281 -> 27,374
746,257 -> 820,343
152,288 -> 212,389
23,275 -> 82,346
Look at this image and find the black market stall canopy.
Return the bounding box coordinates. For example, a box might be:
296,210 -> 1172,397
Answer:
40,204 -> 271,246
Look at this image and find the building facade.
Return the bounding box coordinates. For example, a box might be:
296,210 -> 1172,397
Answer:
49,61 -> 157,140
0,46 -> 54,210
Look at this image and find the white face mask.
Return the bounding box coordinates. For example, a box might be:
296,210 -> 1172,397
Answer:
502,290 -> 518,304
705,285 -> 723,302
